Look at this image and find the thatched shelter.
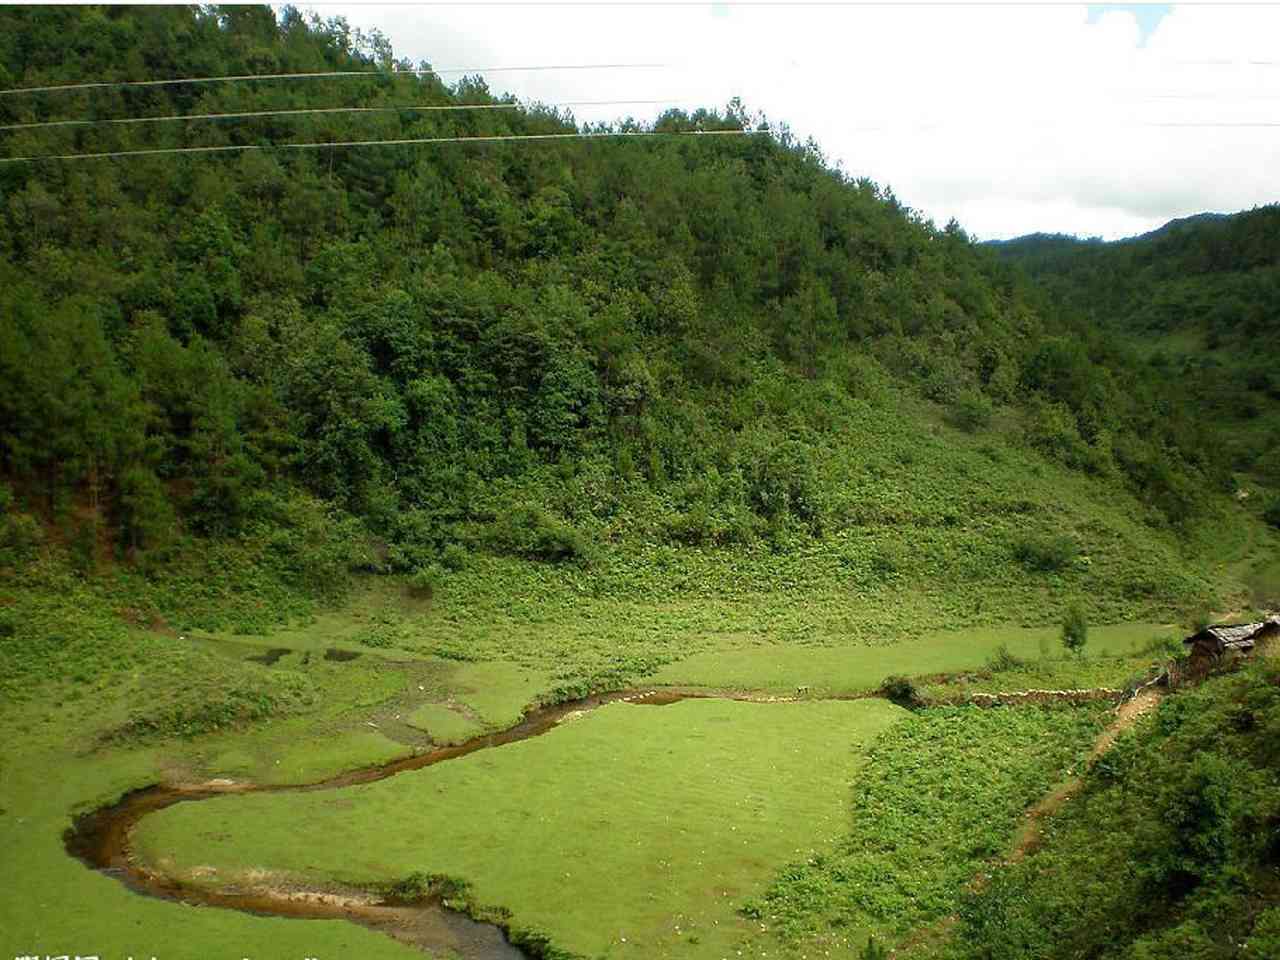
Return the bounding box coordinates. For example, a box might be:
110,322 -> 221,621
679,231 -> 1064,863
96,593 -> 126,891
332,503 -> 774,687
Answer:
1183,616 -> 1280,662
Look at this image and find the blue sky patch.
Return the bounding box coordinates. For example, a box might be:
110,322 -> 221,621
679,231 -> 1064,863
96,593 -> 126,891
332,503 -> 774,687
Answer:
1087,4 -> 1173,47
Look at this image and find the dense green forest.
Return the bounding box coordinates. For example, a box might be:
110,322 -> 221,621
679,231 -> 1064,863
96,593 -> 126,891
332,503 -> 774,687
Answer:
0,3 -> 1247,587
989,207 -> 1280,492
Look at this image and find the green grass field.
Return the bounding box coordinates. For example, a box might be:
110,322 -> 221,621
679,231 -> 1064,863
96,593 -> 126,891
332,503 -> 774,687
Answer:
0,683 -> 425,960
650,622 -> 1169,695
0,517 -> 1264,960
135,698 -> 908,958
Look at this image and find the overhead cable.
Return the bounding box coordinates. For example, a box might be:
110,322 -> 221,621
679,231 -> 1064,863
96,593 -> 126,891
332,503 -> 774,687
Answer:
0,99 -> 681,132
0,63 -> 665,97
0,127 -> 763,164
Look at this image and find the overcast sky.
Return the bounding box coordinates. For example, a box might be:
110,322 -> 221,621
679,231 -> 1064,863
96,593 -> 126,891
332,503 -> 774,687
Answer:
316,2 -> 1279,240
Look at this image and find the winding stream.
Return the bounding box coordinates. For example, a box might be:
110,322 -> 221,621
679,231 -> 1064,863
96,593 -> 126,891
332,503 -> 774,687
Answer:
63,688 -> 812,959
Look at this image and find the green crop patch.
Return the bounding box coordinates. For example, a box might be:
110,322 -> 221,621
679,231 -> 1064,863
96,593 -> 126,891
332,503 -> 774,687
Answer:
652,622 -> 1167,695
134,698 -> 907,958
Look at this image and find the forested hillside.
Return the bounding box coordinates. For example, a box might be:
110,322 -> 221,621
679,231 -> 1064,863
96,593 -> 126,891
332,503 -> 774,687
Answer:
0,4 -> 1258,612
990,207 -> 1280,494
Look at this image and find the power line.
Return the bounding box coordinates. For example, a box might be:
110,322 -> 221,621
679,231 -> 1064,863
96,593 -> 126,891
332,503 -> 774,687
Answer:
0,99 -> 682,133
0,128 -> 763,164
0,63 -> 666,97
1145,121 -> 1280,127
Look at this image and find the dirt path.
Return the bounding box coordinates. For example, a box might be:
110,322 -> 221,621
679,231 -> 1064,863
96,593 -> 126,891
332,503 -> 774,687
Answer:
897,687 -> 1165,955
1008,686 -> 1162,863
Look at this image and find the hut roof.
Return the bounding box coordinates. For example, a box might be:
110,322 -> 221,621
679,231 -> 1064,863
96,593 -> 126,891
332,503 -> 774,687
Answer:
1184,615 -> 1280,652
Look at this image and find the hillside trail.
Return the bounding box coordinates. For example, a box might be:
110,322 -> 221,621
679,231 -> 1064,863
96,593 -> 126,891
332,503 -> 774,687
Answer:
1007,685 -> 1162,864
898,687 -> 1164,955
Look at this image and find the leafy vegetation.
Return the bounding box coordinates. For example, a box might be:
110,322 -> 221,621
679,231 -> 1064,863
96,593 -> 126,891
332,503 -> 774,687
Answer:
745,705 -> 1106,952
1061,603 -> 1089,656
1264,497 -> 1280,529
990,207 -> 1280,503
0,3 -> 1250,595
1012,531 -> 1078,573
950,661 -> 1280,960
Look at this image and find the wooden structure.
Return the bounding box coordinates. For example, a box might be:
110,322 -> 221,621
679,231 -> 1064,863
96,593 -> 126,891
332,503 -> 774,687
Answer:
1183,616 -> 1280,663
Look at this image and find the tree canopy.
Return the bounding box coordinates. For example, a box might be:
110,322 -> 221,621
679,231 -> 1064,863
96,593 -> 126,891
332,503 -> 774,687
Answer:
0,4 -> 1246,572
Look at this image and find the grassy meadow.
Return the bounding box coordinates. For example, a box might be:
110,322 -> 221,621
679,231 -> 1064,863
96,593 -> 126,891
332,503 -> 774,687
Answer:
134,697 -> 907,959
0,534 -> 1243,960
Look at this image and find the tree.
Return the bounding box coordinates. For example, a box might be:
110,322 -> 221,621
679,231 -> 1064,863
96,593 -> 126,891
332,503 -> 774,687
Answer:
1062,603 -> 1089,656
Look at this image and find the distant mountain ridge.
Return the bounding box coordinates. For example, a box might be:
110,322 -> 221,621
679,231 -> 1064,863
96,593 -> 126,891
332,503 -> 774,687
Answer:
986,210 -> 1237,251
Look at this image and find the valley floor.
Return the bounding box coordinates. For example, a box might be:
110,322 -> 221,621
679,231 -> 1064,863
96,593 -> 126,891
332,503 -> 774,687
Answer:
0,568 -> 1184,960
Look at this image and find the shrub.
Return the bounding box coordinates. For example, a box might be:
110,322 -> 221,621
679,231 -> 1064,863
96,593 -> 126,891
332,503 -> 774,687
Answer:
881,675 -> 924,709
1187,606 -> 1214,633
1062,603 -> 1089,655
1136,632 -> 1184,659
985,643 -> 1028,673
408,563 -> 445,600
1,509 -> 43,558
1249,908 -> 1280,959
440,542 -> 468,572
1140,753 -> 1244,893
1264,498 -> 1280,529
869,542 -> 904,581
745,438 -> 824,527
485,504 -> 591,564
388,871 -> 471,904
1013,532 -> 1076,572
947,388 -> 995,433
1024,399 -> 1091,469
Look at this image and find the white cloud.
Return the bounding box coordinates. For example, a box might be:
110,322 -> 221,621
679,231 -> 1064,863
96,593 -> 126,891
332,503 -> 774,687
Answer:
315,1 -> 1280,239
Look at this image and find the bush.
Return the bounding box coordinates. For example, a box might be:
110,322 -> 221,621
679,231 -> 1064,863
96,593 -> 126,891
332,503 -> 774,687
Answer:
1264,498 -> 1280,529
881,675 -> 924,709
1140,753 -> 1243,893
985,643 -> 1028,673
0,509 -> 43,558
388,871 -> 471,904
485,504 -> 591,564
1062,603 -> 1089,655
408,563 -> 445,600
1013,532 -> 1077,572
947,388 -> 995,433
869,542 -> 903,580
1249,908 -> 1280,959
744,437 -> 823,528
440,542 -> 468,572
1136,632 -> 1184,659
